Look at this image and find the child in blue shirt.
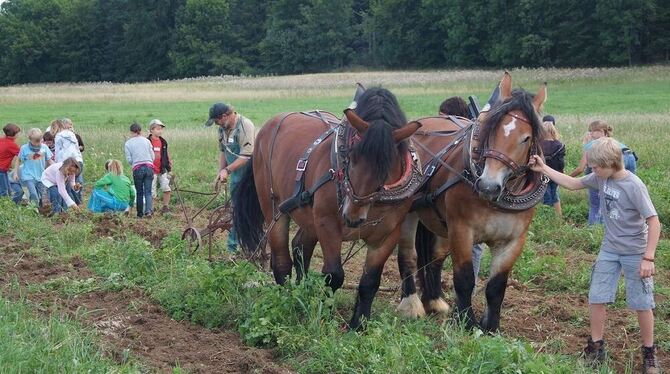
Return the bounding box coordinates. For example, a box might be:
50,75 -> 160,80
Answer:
19,128 -> 53,206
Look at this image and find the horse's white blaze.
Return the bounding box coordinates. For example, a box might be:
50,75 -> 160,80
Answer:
503,118 -> 517,137
427,298 -> 450,314
397,293 -> 426,318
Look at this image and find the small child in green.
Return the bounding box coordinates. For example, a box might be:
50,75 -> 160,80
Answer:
530,137 -> 661,372
88,159 -> 136,213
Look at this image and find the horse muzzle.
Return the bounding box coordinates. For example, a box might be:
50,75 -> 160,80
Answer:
474,178 -> 502,201
342,198 -> 371,228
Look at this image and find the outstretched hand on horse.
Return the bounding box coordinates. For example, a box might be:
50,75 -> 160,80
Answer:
528,155 -> 546,172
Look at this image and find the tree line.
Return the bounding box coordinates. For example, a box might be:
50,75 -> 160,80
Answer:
0,0 -> 668,85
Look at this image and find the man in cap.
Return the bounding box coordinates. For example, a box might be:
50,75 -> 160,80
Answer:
147,119 -> 172,213
205,102 -> 256,253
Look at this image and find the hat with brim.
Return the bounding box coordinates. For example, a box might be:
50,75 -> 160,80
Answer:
149,119 -> 165,130
205,102 -> 230,127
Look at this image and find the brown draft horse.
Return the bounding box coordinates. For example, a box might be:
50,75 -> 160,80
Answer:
233,87 -> 422,329
396,72 -> 547,332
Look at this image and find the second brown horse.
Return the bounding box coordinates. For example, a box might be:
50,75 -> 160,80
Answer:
234,87 -> 422,329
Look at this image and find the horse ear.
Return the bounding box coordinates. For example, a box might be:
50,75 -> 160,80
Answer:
344,109 -> 369,134
500,71 -> 512,99
533,82 -> 547,112
354,83 -> 366,102
392,121 -> 422,143
480,76 -> 503,115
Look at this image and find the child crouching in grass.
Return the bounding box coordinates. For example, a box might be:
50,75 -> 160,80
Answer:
88,159 -> 135,213
530,137 -> 661,373
41,157 -> 81,214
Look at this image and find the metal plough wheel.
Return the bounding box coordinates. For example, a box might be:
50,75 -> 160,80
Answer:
181,226 -> 203,254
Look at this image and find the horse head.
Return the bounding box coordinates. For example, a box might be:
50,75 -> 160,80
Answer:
474,72 -> 547,201
341,88 -> 421,227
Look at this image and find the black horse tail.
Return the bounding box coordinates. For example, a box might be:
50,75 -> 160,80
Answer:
415,221 -> 442,301
233,159 -> 265,255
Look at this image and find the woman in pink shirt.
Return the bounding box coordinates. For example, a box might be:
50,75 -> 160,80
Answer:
41,157 -> 81,214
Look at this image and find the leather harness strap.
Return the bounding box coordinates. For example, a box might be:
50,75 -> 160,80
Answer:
275,111 -> 340,214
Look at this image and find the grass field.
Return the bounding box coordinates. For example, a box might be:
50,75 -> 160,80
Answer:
1,66 -> 669,372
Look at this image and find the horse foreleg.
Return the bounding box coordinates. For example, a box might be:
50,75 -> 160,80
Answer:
396,213 -> 425,318
349,224 -> 401,330
314,215 -> 344,292
480,237 -> 524,332
269,215 -> 292,285
450,227 -> 477,329
291,228 -> 318,282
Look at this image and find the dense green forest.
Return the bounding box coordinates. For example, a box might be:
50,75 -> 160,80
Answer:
0,0 -> 668,84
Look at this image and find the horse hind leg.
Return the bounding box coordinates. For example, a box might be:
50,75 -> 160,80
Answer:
291,228 -> 317,283
415,222 -> 450,315
396,213 -> 425,318
269,214 -> 292,285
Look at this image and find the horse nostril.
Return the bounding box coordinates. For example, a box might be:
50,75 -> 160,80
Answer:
344,216 -> 364,228
476,179 -> 501,197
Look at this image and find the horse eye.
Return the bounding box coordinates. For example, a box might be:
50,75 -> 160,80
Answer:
521,136 -> 531,144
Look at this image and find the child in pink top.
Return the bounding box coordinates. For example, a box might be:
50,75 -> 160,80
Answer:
41,157 -> 81,214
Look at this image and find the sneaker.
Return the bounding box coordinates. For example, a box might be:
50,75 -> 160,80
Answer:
160,206 -> 171,214
642,345 -> 661,374
582,337 -> 607,366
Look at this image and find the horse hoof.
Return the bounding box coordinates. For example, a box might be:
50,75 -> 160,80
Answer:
425,298 -> 451,315
397,294 -> 426,318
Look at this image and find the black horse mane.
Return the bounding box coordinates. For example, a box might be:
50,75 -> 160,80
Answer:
351,87 -> 408,183
478,89 -> 545,147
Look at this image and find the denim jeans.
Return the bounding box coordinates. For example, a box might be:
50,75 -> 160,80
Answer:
22,179 -> 45,206
0,172 -> 24,204
623,152 -> 637,174
10,180 -> 24,204
48,185 -> 67,214
133,165 -> 154,217
0,171 -> 8,197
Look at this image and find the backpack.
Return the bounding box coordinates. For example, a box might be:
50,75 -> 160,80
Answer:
544,143 -> 565,171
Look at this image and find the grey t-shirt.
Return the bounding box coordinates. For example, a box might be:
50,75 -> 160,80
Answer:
581,172 -> 657,254
124,136 -> 154,168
